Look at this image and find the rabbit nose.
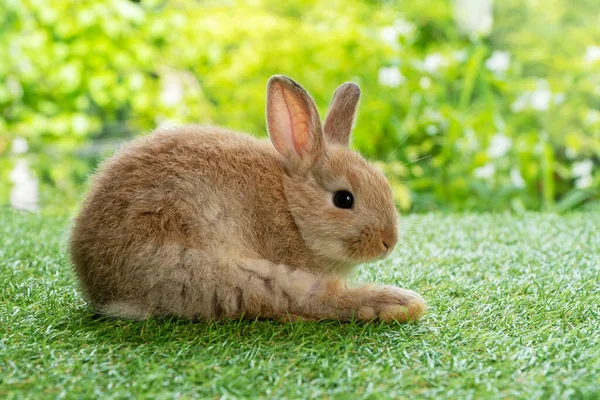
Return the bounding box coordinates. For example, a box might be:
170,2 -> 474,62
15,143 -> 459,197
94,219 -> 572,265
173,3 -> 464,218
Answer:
381,240 -> 393,254
381,230 -> 398,254
381,241 -> 390,255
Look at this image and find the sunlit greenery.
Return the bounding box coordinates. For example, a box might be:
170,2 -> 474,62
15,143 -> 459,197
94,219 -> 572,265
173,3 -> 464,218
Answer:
1,0 -> 599,212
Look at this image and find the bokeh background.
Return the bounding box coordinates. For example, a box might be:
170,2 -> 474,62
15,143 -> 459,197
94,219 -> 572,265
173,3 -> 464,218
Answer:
1,0 -> 599,214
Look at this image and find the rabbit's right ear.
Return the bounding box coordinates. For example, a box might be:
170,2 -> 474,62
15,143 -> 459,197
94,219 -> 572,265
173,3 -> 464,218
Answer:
266,75 -> 324,174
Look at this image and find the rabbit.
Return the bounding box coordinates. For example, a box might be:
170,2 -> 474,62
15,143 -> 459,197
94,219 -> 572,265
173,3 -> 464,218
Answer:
70,75 -> 426,322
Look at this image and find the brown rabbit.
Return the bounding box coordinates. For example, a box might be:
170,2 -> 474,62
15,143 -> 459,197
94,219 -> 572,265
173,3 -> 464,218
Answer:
70,76 -> 426,322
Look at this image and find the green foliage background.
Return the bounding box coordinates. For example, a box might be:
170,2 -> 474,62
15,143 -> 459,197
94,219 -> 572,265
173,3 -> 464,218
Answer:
1,0 -> 599,212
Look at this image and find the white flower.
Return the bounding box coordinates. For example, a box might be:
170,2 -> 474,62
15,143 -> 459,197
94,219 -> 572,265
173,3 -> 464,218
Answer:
380,19 -> 414,48
72,114 -> 90,135
452,50 -> 467,62
11,137 -> 29,155
160,71 -> 184,106
572,158 -> 595,193
155,117 -> 179,130
423,107 -> 444,122
531,87 -> 552,111
425,125 -> 438,135
378,67 -> 405,88
485,51 -> 510,74
474,163 -> 496,179
394,18 -> 415,36
488,133 -> 511,158
6,77 -> 23,98
129,72 -> 145,91
511,80 -> 554,112
9,159 -> 39,212
584,46 -> 600,64
422,53 -> 446,73
572,159 -> 593,177
565,148 -> 577,160
454,0 -> 493,37
510,168 -> 526,188
510,94 -> 529,112
584,110 -> 600,126
460,128 -> 480,151
114,0 -> 145,22
419,77 -> 432,89
380,26 -> 398,47
575,175 -> 593,189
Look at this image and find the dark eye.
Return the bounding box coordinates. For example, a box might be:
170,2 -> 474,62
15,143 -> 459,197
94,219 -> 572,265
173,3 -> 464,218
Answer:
333,190 -> 354,209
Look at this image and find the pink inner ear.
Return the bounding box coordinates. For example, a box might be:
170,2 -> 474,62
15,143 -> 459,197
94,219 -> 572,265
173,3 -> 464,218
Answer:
269,83 -> 310,156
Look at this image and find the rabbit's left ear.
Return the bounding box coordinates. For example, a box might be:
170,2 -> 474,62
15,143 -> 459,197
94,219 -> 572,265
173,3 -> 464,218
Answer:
323,83 -> 361,147
266,75 -> 324,174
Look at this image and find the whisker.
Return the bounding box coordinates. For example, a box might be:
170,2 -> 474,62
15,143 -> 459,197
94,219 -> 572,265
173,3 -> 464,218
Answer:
316,249 -> 351,281
401,154 -> 432,168
386,132 -> 413,163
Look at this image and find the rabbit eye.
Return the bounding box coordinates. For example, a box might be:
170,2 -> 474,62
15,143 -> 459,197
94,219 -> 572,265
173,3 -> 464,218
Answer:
333,190 -> 354,209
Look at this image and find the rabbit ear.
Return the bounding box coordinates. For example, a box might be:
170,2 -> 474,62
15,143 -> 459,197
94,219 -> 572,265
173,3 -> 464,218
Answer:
266,75 -> 324,174
323,82 -> 361,146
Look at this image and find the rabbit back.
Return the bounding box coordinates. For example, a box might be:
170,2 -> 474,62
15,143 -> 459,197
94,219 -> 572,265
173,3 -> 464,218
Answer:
70,125 -> 308,309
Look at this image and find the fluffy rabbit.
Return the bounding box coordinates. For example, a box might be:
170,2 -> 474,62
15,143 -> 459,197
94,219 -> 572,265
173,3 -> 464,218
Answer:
70,76 -> 426,322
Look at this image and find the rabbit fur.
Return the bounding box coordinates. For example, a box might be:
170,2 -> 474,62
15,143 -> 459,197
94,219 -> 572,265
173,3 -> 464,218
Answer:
70,75 -> 426,322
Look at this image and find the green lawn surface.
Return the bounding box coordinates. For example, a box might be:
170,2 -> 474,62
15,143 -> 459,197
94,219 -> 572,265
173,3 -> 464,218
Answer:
1,210 -> 599,399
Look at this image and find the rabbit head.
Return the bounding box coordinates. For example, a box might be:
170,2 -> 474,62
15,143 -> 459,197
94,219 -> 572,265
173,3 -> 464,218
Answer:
266,76 -> 398,264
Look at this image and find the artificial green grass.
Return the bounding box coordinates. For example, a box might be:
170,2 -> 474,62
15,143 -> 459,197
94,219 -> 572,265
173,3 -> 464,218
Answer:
1,209 -> 599,399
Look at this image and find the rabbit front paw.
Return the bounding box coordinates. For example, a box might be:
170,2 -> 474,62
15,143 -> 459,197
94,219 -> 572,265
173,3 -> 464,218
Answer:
357,286 -> 426,322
